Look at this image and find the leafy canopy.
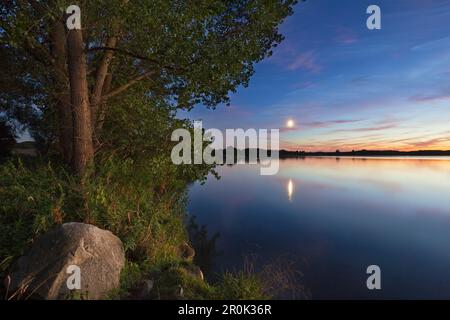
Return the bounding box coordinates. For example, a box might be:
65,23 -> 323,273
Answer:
1,0 -> 297,144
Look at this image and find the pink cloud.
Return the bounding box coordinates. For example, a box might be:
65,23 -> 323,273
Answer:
332,123 -> 398,133
287,50 -> 322,73
404,137 -> 450,148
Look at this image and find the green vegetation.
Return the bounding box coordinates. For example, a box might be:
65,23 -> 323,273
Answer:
0,0 -> 297,174
0,0 -> 297,299
0,157 -> 270,300
0,101 -> 269,299
113,260 -> 270,300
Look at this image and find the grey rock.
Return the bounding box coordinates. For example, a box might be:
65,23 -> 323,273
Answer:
8,222 -> 125,300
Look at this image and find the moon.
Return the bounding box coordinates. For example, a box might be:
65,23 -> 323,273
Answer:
286,119 -> 295,128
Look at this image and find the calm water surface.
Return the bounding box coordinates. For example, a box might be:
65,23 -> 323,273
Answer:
187,157 -> 450,299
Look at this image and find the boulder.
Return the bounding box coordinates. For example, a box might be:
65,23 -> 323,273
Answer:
8,222 -> 125,300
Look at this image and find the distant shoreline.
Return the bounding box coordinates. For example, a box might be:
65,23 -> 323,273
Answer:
278,150 -> 450,158
219,148 -> 450,159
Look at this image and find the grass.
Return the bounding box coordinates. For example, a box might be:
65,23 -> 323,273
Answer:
0,158 -> 273,300
110,260 -> 270,300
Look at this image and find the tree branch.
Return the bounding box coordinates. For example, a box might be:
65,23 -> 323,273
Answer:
88,46 -> 186,73
100,70 -> 154,101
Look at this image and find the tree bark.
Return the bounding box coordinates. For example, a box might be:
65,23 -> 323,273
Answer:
50,18 -> 73,165
90,35 -> 117,126
66,28 -> 94,175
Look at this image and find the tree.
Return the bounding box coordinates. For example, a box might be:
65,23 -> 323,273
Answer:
0,0 -> 296,174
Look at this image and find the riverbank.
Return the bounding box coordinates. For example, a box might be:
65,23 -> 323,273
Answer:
0,156 -> 270,300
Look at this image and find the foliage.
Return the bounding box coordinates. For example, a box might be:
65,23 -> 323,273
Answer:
86,96 -> 216,259
0,0 -> 297,152
0,160 -> 82,261
0,104 -> 218,298
0,94 -> 220,298
0,158 -> 278,300
111,259 -> 269,300
0,155 -> 208,266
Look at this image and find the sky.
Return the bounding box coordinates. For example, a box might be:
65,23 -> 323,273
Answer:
181,0 -> 450,152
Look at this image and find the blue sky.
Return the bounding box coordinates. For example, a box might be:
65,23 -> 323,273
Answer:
182,0 -> 450,151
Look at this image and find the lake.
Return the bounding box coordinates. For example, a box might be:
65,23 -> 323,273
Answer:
187,157 -> 450,299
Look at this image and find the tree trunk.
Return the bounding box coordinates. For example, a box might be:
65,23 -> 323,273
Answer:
66,28 -> 94,175
50,18 -> 73,165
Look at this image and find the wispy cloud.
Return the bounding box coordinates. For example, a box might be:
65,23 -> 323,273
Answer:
287,50 -> 322,72
410,93 -> 450,103
279,119 -> 363,133
403,136 -> 450,148
331,123 -> 398,133
300,119 -> 363,128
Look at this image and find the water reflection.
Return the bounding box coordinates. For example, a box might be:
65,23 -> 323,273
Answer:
287,179 -> 294,201
188,157 -> 450,299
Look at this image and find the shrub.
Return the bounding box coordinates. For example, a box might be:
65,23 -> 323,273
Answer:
0,160 -> 82,261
